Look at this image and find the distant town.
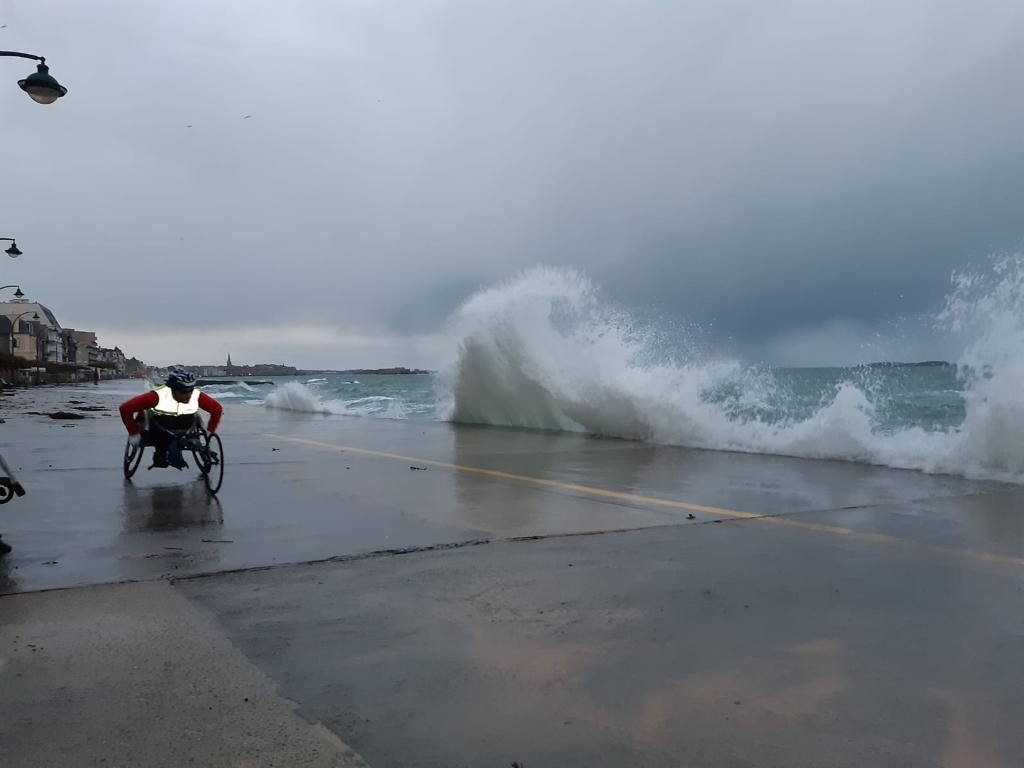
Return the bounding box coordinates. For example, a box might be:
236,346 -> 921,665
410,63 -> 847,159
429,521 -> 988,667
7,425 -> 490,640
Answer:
171,357 -> 432,380
0,295 -> 432,387
0,295 -> 144,385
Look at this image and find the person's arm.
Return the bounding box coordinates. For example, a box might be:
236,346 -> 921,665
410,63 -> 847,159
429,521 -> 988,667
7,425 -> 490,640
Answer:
119,391 -> 159,434
198,392 -> 223,433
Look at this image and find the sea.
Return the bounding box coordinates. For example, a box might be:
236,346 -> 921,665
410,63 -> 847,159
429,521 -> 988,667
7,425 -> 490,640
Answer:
198,257 -> 1024,484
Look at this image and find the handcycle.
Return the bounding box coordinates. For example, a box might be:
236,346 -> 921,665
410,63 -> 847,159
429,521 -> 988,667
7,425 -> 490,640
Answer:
0,451 -> 27,505
123,412 -> 224,494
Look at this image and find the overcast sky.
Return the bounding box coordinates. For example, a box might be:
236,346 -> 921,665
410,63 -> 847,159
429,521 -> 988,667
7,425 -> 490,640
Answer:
3,1 -> 1022,368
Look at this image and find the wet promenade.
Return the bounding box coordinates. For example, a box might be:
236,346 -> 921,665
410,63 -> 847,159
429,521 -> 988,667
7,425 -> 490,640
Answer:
2,383 -> 1023,766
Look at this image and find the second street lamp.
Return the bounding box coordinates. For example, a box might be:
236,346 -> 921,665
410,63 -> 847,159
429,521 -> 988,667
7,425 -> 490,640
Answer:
0,51 -> 67,104
18,60 -> 67,104
0,238 -> 22,258
0,285 -> 25,299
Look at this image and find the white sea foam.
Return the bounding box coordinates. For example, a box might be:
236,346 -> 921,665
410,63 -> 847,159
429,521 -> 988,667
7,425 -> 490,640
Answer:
249,259 -> 1024,482
434,262 -> 1024,482
264,382 -> 334,414
264,382 -> 413,419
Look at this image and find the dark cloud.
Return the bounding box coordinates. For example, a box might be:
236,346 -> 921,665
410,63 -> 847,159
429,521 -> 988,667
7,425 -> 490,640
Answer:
3,0 -> 1022,365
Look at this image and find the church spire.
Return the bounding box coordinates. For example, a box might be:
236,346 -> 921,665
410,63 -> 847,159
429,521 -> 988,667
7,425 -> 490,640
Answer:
226,354 -> 233,370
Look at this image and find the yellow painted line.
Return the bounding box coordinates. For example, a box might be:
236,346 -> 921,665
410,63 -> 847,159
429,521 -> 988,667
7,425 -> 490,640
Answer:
265,433 -> 1024,569
764,517 -> 1024,567
265,434 -> 757,518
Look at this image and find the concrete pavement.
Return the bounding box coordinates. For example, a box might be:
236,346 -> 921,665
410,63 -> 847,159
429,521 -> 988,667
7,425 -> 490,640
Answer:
1,580 -> 368,768
0,382 -> 1010,593
182,519 -> 1024,768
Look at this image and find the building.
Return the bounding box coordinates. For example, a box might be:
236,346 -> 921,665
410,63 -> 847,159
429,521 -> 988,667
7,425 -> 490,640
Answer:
0,295 -> 145,384
124,356 -> 146,377
195,365 -> 227,377
0,299 -> 64,363
60,329 -> 79,365
65,329 -> 99,366
94,346 -> 127,374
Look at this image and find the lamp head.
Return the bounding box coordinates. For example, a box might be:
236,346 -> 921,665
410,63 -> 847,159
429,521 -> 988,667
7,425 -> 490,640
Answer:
18,61 -> 67,105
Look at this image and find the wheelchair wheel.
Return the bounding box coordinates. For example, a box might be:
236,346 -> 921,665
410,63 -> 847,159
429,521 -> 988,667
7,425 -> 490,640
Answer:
191,431 -> 211,475
123,441 -> 143,478
201,432 -> 224,494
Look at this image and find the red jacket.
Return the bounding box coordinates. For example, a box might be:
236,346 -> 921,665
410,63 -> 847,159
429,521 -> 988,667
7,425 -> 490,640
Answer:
119,390 -> 223,435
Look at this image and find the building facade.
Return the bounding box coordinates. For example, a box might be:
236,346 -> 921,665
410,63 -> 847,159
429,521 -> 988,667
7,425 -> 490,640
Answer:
0,295 -> 142,384
0,299 -> 63,362
94,346 -> 127,374
66,329 -> 99,365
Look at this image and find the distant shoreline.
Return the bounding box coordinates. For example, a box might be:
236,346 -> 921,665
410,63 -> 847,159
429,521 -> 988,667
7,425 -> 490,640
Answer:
303,368 -> 433,375
772,361 -> 953,370
194,368 -> 433,386
863,361 -> 952,368
195,368 -> 432,385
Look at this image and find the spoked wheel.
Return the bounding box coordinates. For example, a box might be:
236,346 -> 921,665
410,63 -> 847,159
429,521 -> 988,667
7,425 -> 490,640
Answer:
190,436 -> 209,476
123,441 -> 143,478
198,432 -> 224,494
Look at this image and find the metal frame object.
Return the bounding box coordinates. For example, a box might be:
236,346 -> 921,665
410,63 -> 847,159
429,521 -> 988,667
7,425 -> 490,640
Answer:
0,451 -> 27,504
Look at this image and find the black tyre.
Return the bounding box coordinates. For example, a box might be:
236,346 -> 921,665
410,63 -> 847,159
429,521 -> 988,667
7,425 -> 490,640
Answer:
202,432 -> 224,494
0,478 -> 12,504
191,437 -> 210,476
123,441 -> 143,478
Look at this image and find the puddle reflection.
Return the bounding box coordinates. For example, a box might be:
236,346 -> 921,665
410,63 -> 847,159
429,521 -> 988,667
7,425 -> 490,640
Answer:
121,479 -> 223,532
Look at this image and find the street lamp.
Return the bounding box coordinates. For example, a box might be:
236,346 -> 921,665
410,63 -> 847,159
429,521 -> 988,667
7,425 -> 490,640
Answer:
0,285 -> 25,299
7,310 -> 40,356
1,238 -> 22,258
0,52 -> 67,104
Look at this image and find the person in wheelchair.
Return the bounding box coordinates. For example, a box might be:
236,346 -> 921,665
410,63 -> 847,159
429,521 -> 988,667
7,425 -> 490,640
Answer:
119,369 -> 223,469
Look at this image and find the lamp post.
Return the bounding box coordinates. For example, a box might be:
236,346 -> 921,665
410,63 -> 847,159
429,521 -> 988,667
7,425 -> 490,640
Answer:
0,52 -> 67,104
0,238 -> 22,258
0,285 -> 25,299
7,310 -> 40,356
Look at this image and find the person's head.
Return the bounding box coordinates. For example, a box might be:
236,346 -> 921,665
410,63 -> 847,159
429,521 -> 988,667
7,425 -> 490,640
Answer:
165,369 -> 197,403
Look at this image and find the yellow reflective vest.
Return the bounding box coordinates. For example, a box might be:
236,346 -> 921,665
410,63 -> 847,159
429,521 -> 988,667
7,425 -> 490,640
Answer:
149,385 -> 200,417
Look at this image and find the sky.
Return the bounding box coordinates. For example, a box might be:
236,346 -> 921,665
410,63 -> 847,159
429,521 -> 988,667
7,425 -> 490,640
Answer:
3,0 -> 1023,368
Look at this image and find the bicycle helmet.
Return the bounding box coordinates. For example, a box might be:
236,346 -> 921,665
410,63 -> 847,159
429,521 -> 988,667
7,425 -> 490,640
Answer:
166,368 -> 197,390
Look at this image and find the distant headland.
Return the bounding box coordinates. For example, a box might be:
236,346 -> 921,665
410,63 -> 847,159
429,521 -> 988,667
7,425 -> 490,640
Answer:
327,368 -> 432,376
170,359 -> 433,382
305,367 -> 432,375
191,365 -> 432,386
863,361 -> 952,368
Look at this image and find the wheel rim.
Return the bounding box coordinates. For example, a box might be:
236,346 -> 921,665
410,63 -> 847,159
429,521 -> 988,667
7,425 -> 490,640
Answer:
0,482 -> 12,504
192,448 -> 211,475
203,433 -> 224,493
123,442 -> 143,478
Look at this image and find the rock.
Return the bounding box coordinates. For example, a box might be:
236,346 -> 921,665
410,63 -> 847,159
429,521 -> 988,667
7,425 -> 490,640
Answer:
47,412 -> 86,420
